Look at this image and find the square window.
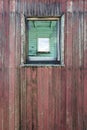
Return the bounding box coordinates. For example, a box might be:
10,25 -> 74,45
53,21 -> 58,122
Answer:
21,16 -> 65,65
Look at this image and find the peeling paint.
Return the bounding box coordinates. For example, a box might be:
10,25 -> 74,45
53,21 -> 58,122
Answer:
67,1 -> 73,13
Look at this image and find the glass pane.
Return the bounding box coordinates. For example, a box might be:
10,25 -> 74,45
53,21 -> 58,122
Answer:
28,20 -> 58,59
38,38 -> 50,52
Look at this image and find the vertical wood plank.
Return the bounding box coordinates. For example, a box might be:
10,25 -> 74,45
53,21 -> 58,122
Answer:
26,68 -> 32,130
72,0 -> 79,129
0,13 -> 3,130
48,67 -> 53,130
43,67 -> 49,130
20,68 -> 26,130
84,2 -> 87,68
15,68 -> 20,130
49,67 -> 55,130
15,13 -> 21,130
77,1 -> 84,129
0,1 -> 4,129
3,69 -> 9,130
55,68 -> 61,130
37,67 -> 44,130
49,68 -> 56,130
66,2 -> 73,129
61,67 -> 66,130
3,0 -> 9,129
31,67 -> 38,130
0,70 -> 3,130
37,67 -> 50,130
9,12 -> 16,130
0,12 -> 3,130
83,0 -> 87,129
15,14 -> 21,67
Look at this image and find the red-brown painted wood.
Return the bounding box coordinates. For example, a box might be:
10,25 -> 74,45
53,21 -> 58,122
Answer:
3,12 -> 9,130
9,10 -> 16,130
66,3 -> 73,129
0,9 -> 3,129
26,68 -> 32,130
83,0 -> 87,129
20,68 -> 27,130
37,67 -> 44,130
0,1 -> 87,130
77,1 -> 84,130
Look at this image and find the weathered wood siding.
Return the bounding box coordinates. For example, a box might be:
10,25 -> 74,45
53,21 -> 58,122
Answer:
0,0 -> 87,130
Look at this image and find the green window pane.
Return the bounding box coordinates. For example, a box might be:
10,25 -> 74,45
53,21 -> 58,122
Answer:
28,20 -> 58,59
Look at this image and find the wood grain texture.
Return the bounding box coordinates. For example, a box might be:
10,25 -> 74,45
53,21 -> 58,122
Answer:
83,0 -> 87,129
0,13 -> 3,130
0,1 -> 87,130
9,12 -> 16,130
20,68 -> 27,130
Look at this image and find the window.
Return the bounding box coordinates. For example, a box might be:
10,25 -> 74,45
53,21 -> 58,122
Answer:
21,15 -> 65,66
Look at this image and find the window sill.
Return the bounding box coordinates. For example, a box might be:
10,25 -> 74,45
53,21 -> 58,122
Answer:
20,63 -> 65,67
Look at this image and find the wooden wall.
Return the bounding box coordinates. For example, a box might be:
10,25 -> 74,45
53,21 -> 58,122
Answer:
0,0 -> 87,130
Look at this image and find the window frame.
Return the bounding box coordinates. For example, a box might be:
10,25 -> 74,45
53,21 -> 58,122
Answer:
21,14 -> 65,66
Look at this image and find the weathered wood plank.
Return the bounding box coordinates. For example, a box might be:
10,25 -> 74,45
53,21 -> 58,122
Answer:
77,1 -> 84,129
3,0 -> 9,129
73,1 -> 83,130
37,67 -> 44,130
72,10 -> 79,130
15,14 -> 21,66
0,70 -> 2,130
15,68 -> 20,130
9,67 -> 15,130
49,67 -> 55,130
83,1 -> 87,128
0,10 -> 3,130
55,67 -> 61,130
31,67 -> 38,130
66,69 -> 73,130
26,68 -> 32,130
84,12 -> 87,68
83,69 -> 87,130
14,13 -> 21,130
66,4 -> 73,130
77,67 -> 84,130
0,13 -> 3,72
9,12 -> 16,130
3,69 -> 9,130
61,67 -> 66,130
42,67 -> 49,130
20,68 -> 26,130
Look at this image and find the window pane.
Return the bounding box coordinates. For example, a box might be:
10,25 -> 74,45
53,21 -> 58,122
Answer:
28,20 -> 57,58
38,38 -> 50,52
